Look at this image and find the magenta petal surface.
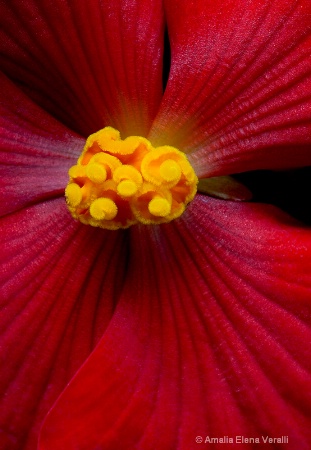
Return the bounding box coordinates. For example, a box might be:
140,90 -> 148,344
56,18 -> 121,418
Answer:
40,198 -> 311,450
0,199 -> 128,450
0,73 -> 83,216
0,0 -> 164,137
149,0 -> 311,177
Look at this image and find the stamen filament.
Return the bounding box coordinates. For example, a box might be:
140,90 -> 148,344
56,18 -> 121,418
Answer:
148,197 -> 171,217
90,198 -> 118,221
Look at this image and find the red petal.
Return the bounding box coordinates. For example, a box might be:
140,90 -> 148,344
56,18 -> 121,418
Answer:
0,74 -> 83,215
40,198 -> 311,449
0,0 -> 164,137
149,0 -> 311,177
0,199 -> 128,449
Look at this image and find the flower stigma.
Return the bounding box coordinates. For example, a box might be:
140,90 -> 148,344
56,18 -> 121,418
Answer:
65,127 -> 198,230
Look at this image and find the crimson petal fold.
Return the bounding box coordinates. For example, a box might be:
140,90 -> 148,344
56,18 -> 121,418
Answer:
0,73 -> 83,216
0,199 -> 128,450
0,0 -> 164,137
40,198 -> 311,450
149,0 -> 311,177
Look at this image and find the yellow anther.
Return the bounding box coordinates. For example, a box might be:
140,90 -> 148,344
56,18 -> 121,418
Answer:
148,197 -> 171,217
107,136 -> 141,155
117,180 -> 138,197
65,126 -> 198,229
141,146 -> 190,187
65,183 -> 82,207
85,126 -> 120,149
68,165 -> 86,179
89,198 -> 118,221
90,153 -> 122,174
113,165 -> 142,185
159,159 -> 181,183
88,127 -> 141,156
86,163 -> 107,184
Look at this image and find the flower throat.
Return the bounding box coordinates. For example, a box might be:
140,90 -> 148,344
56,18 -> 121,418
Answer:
65,127 -> 198,230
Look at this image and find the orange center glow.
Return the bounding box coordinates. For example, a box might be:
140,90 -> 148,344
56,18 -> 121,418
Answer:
65,127 -> 198,230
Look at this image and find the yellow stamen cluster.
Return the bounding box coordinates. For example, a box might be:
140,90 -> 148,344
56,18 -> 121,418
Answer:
65,127 -> 198,230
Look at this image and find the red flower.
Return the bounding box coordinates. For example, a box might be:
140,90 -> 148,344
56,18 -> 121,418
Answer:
1,1 -> 311,449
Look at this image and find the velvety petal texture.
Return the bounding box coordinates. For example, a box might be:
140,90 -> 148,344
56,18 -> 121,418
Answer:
149,0 -> 311,177
2,0 -> 311,449
0,73 -> 129,449
0,73 -> 83,216
40,197 -> 311,450
0,0 -> 164,137
0,199 -> 128,450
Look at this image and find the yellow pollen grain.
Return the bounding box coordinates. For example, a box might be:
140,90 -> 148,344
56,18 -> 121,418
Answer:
159,159 -> 181,183
86,163 -> 107,183
65,183 -> 82,207
148,197 -> 171,217
89,198 -> 118,221
117,180 -> 138,197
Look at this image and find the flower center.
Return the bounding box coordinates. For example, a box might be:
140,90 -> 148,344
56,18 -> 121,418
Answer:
65,127 -> 198,230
